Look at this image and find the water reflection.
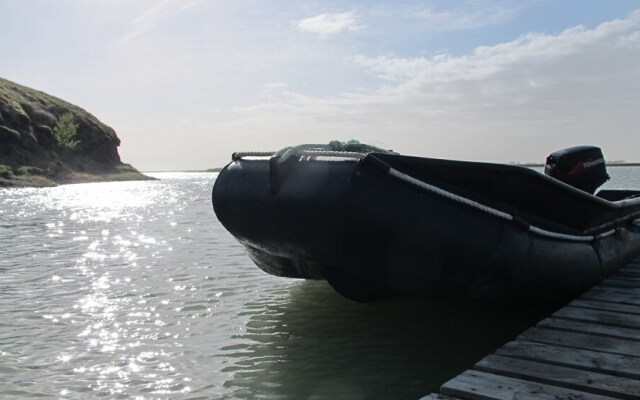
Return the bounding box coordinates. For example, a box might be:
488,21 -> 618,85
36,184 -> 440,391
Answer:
0,171 -> 584,399
0,173 -> 215,398
224,281 -> 558,400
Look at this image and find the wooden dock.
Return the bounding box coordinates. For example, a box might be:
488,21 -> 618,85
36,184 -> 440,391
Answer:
422,258 -> 640,400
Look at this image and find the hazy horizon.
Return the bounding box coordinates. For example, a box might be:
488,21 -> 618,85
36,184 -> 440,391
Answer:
2,1 -> 640,171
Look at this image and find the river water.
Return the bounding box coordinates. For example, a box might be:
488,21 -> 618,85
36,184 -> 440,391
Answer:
1,168 -> 638,399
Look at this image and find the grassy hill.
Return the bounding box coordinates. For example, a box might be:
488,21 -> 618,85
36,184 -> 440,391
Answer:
0,77 -> 151,187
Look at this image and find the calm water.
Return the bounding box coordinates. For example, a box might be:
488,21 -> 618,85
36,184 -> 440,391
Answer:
1,168 -> 638,399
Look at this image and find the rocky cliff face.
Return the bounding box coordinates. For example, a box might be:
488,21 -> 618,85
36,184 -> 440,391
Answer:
0,77 -> 149,187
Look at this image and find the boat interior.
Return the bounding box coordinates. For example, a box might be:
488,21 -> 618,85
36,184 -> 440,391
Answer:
373,153 -> 640,235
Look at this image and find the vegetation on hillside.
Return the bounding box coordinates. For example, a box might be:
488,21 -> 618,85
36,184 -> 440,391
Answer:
53,112 -> 80,150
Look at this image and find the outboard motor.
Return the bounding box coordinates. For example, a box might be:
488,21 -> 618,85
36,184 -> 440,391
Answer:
544,145 -> 609,194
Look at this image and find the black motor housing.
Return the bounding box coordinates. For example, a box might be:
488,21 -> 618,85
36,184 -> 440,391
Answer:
544,145 -> 609,194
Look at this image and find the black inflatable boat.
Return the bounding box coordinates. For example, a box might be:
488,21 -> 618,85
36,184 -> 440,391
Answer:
212,144 -> 640,303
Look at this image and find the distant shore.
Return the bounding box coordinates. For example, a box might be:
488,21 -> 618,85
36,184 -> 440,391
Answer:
0,165 -> 155,188
6,163 -> 637,188
140,168 -> 223,173
513,163 -> 640,168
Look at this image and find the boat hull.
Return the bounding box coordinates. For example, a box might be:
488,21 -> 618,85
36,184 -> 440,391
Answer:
212,153 -> 640,303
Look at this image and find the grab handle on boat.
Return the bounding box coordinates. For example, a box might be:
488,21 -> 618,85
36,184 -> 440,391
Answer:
269,154 -> 298,195
269,155 -> 280,195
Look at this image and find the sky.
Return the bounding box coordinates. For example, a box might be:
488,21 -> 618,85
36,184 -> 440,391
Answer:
1,0 -> 640,171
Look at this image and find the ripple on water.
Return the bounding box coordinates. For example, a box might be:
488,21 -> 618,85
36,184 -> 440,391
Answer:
0,171 -> 570,399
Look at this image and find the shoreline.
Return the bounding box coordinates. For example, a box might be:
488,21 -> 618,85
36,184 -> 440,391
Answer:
0,170 -> 155,188
513,162 -> 640,167
141,168 -> 223,173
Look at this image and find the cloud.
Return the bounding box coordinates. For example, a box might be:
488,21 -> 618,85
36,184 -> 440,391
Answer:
351,55 -> 432,81
409,4 -> 516,31
223,11 -> 640,162
120,0 -> 203,43
295,11 -> 362,36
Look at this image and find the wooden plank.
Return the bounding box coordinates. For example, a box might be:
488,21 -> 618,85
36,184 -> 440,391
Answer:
614,271 -> 640,280
553,306 -> 640,330
611,265 -> 640,279
568,299 -> 640,315
495,341 -> 640,379
568,298 -> 640,315
616,270 -> 640,278
584,286 -> 640,297
475,354 -> 640,400
620,262 -> 640,273
518,327 -> 640,356
419,395 -> 461,400
603,277 -> 640,286
617,263 -> 640,272
607,272 -> 640,287
440,370 -> 616,400
600,278 -> 640,289
581,288 -> 640,306
537,317 -> 640,341
588,285 -> 640,297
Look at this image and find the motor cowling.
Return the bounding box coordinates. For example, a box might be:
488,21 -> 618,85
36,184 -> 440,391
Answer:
544,145 -> 609,194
